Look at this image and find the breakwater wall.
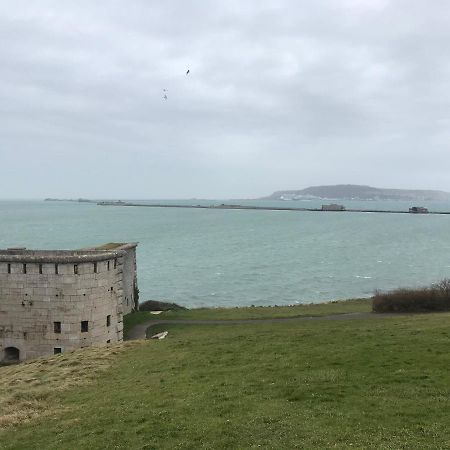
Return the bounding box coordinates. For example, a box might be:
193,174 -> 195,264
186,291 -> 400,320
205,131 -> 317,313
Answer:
97,202 -> 450,215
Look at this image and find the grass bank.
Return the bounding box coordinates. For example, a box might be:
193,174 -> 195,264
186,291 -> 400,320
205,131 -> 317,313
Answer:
0,342 -> 142,429
1,306 -> 450,449
124,298 -> 371,338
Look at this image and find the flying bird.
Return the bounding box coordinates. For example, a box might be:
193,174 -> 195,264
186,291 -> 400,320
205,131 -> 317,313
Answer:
186,69 -> 190,75
163,94 -> 168,100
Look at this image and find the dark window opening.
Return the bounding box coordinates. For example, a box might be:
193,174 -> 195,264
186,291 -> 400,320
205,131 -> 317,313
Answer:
81,321 -> 89,332
106,315 -> 111,327
106,339 -> 111,344
54,347 -> 62,355
74,264 -> 78,275
22,264 -> 26,274
93,262 -> 97,273
7,263 -> 11,274
54,321 -> 61,333
55,264 -> 59,274
107,261 -> 110,271
110,286 -> 113,292
127,298 -> 129,306
114,258 -> 117,269
39,264 -> 43,274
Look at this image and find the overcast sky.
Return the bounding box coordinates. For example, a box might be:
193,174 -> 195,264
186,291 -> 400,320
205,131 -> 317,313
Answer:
1,0 -> 450,199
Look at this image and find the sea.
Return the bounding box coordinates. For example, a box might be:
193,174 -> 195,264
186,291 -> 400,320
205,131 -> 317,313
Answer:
1,199 -> 450,308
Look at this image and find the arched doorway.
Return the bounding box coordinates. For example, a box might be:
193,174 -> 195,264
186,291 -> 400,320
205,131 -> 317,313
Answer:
3,347 -> 20,363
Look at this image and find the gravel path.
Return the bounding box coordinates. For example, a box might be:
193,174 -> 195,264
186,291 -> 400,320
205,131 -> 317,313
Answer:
126,312 -> 401,340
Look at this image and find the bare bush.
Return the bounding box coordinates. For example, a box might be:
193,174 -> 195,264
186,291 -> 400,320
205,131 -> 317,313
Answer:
372,280 -> 450,313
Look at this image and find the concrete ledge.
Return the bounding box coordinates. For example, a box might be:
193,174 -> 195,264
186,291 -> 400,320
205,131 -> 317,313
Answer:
0,249 -> 128,263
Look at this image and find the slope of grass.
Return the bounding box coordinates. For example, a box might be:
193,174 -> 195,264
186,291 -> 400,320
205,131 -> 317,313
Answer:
124,298 -> 371,337
2,312 -> 450,449
0,341 -> 142,429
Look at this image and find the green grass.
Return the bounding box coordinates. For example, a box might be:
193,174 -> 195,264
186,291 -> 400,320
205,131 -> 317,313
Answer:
0,342 -> 141,429
124,298 -> 372,337
2,310 -> 450,449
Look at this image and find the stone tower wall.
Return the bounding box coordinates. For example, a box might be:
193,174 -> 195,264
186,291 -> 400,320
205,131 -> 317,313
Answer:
121,245 -> 138,314
0,243 -> 138,362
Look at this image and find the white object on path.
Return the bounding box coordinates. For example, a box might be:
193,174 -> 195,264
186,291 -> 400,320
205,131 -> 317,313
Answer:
150,331 -> 168,340
150,311 -> 163,315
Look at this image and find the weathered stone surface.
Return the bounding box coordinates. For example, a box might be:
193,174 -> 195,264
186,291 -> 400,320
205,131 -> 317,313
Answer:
0,243 -> 138,362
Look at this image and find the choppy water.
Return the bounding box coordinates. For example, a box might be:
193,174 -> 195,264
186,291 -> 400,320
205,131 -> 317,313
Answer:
1,199 -> 450,307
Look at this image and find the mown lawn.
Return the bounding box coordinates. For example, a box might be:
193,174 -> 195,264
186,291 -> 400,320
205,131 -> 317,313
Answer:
123,298 -> 372,337
2,311 -> 450,449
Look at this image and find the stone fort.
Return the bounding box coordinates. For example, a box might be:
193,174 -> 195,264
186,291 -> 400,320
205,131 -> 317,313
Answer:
0,243 -> 138,363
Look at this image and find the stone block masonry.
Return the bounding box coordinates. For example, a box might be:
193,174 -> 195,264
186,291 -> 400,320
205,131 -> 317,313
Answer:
0,243 -> 138,362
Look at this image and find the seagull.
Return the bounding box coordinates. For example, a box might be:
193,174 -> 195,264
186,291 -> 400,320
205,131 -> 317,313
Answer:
186,69 -> 190,75
163,94 -> 168,100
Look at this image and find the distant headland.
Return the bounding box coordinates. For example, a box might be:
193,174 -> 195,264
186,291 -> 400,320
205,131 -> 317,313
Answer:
262,184 -> 450,202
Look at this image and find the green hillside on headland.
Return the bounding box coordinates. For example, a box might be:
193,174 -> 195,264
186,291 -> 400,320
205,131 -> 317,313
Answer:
1,300 -> 450,449
264,184 -> 450,201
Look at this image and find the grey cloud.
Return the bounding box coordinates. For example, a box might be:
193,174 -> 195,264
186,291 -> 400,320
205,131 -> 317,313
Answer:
1,0 -> 450,198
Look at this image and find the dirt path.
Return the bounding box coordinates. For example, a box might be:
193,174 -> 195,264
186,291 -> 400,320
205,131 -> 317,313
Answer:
126,312 -> 401,340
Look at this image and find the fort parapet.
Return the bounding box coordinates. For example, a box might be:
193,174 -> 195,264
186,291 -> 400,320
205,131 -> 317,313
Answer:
0,243 -> 138,363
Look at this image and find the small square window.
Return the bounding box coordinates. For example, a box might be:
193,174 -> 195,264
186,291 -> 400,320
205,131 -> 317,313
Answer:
74,264 -> 78,275
81,321 -> 89,333
54,347 -> 62,354
7,263 -> 11,274
54,321 -> 61,333
23,264 -> 27,274
93,262 -> 97,273
39,264 -> 43,274
106,315 -> 111,327
106,339 -> 111,344
55,264 -> 59,274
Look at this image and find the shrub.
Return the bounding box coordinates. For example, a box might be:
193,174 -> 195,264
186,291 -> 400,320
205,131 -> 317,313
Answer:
372,279 -> 450,313
138,300 -> 187,311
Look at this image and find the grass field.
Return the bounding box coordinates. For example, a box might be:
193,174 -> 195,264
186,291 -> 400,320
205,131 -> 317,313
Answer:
1,303 -> 450,449
123,298 -> 372,338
